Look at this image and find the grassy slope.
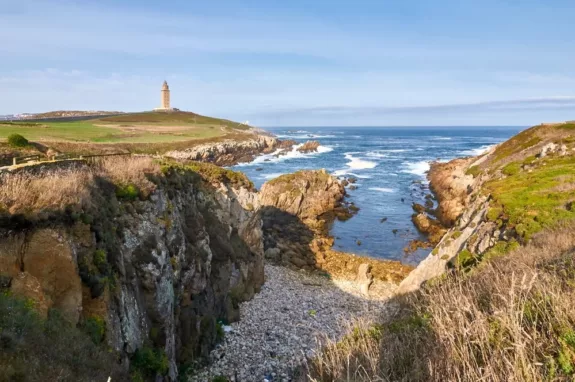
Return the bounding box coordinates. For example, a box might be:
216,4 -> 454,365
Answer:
309,122 -> 575,381
0,111 -> 250,144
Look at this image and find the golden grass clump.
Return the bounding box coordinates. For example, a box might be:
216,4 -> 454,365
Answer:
94,156 -> 161,197
0,168 -> 94,215
308,224 -> 575,382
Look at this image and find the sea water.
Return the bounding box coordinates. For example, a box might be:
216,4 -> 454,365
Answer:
232,126 -> 522,265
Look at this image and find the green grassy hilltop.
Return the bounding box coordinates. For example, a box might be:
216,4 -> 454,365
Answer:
0,111 -> 250,144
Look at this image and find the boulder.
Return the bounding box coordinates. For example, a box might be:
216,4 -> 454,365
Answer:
356,263 -> 373,296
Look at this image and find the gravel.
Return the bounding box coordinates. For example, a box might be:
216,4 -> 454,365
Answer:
189,265 -> 396,382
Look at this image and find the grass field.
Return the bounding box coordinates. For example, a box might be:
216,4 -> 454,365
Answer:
0,111 -> 250,144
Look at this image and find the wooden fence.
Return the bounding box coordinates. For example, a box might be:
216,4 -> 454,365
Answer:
7,152 -> 132,167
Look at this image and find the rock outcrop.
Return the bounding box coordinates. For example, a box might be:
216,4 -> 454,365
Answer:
0,163 -> 265,380
259,170 -> 412,283
427,157 -> 476,226
296,140 -> 320,153
165,135 -> 292,166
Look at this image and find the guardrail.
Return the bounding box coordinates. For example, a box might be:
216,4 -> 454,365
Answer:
8,152 -> 132,167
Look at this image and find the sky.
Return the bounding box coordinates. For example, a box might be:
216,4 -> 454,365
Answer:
1,0 -> 575,126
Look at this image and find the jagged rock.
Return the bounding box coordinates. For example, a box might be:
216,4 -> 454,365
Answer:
297,140 -> 320,153
411,213 -> 446,244
165,135 -> 293,166
259,170 -> 345,226
356,263 -> 373,296
259,170 -> 412,283
539,142 -> 557,157
428,158 -> 476,226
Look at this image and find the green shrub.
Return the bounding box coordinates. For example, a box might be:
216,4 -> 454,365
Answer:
7,133 -> 29,148
211,376 -> 229,382
456,249 -> 476,270
502,162 -> 521,176
465,165 -> 481,177
116,184 -> 140,200
0,292 -> 126,380
131,346 -> 169,378
216,321 -> 225,341
82,316 -> 106,344
486,207 -> 502,222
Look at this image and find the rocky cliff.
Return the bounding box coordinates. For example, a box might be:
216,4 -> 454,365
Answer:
0,159 -> 264,380
399,122 -> 575,293
165,135 -> 293,166
259,170 -> 412,283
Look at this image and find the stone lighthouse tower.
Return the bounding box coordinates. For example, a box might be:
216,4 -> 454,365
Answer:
161,80 -> 171,110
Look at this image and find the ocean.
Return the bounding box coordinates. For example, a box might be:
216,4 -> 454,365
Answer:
232,126 -> 523,265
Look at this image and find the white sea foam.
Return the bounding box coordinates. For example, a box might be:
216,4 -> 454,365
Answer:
402,160 -> 430,176
275,133 -> 337,139
432,137 -> 452,140
242,144 -> 333,166
345,153 -> 377,170
458,144 -> 494,156
369,187 -> 396,193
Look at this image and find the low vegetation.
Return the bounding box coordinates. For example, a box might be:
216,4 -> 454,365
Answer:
7,133 -> 29,148
308,223 -> 575,381
0,292 -> 127,381
484,155 -> 575,240
163,160 -> 255,191
0,156 -> 253,220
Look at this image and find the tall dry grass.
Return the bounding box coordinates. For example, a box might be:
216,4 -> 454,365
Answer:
0,169 -> 94,215
94,156 -> 160,197
309,224 -> 575,382
0,156 -> 162,216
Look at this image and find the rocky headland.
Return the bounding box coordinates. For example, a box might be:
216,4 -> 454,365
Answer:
3,121 -> 575,382
165,135 -> 295,166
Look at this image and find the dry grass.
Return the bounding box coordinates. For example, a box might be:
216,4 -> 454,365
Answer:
94,156 -> 160,197
0,168 -> 94,215
0,156 -> 162,216
308,224 -> 575,382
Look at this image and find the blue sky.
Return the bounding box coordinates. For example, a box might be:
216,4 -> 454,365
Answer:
1,0 -> 575,126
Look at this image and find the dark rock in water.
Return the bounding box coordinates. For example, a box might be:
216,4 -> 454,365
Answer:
425,199 -> 434,209
412,203 -> 426,214
347,176 -> 357,184
411,213 -> 447,244
264,159 -> 271,162
404,239 -> 431,254
256,167 -> 264,171
356,240 -> 362,246
380,217 -> 388,223
341,179 -> 349,187
349,203 -> 360,213
401,198 -> 405,203
349,185 -> 358,190
392,229 -> 399,235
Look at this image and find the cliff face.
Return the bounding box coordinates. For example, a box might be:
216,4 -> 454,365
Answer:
0,160 -> 264,380
399,122 -> 575,293
165,135 -> 288,166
